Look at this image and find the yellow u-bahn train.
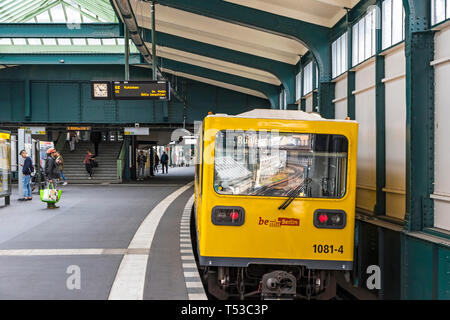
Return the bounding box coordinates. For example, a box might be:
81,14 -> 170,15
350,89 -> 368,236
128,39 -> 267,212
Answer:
193,109 -> 358,299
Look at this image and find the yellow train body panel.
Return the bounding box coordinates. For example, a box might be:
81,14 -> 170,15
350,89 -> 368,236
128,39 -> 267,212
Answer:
194,113 -> 358,270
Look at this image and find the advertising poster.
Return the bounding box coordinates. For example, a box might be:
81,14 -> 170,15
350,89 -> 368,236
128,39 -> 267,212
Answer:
0,132 -> 11,195
39,141 -> 54,168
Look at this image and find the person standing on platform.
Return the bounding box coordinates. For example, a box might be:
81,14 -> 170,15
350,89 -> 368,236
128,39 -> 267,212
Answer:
154,153 -> 160,173
69,131 -> 77,152
55,152 -> 68,186
161,151 -> 169,174
45,148 -> 60,209
19,150 -> 33,201
137,151 -> 147,181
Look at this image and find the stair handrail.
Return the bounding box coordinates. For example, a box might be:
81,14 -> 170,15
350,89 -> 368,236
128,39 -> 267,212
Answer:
117,140 -> 126,181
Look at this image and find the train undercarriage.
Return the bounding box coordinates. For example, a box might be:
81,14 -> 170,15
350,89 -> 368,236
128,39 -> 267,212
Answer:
200,265 -> 337,300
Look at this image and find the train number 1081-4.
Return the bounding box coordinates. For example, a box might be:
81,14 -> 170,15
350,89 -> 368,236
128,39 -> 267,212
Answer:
313,244 -> 344,254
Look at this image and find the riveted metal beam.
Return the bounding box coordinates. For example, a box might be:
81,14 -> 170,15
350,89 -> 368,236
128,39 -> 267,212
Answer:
161,58 -> 279,108
374,55 -> 386,216
141,29 -> 294,94
403,0 -> 435,231
0,53 -> 142,65
318,82 -> 335,119
374,0 -> 386,216
0,23 -> 121,38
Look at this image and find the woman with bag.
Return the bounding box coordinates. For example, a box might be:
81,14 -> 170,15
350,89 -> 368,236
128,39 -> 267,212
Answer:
44,148 -> 61,209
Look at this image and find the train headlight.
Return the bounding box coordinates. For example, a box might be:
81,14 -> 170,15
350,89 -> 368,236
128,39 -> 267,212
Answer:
313,210 -> 346,229
212,206 -> 245,226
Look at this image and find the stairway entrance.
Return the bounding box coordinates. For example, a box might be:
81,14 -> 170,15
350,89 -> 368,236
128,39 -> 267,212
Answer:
61,140 -> 123,184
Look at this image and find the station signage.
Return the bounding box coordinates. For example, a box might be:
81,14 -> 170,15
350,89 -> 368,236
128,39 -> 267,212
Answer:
113,81 -> 170,101
124,127 -> 150,136
67,126 -> 91,131
19,126 -> 46,135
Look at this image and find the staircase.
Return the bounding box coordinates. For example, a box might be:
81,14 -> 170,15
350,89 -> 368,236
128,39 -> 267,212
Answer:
60,141 -> 123,184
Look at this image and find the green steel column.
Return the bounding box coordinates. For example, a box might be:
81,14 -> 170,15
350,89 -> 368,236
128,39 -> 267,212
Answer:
347,72 -> 356,120
318,82 -> 335,119
124,135 -> 131,181
151,1 -> 157,80
374,55 -> 386,215
24,79 -> 31,120
346,13 -> 356,120
374,1 -> 386,216
312,61 -> 318,111
404,0 -> 435,231
300,63 -> 306,111
124,24 -> 130,81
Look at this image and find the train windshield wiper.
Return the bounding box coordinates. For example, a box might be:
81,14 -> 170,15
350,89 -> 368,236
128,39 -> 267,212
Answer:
278,178 -> 311,210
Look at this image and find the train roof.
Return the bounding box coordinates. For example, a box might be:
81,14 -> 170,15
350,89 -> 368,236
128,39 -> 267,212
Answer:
207,109 -> 357,123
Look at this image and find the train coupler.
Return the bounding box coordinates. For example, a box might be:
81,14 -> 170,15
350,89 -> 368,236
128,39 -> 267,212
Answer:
261,270 -> 297,299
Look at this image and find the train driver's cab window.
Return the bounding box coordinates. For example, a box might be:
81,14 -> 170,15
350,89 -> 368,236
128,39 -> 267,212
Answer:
213,131 -> 348,199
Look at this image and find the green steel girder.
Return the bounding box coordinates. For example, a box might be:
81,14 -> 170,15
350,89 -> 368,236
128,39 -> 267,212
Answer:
347,71 -> 355,120
318,82 -> 334,119
156,0 -> 332,85
0,53 -> 142,65
403,0 -> 435,232
0,22 -> 121,38
374,55 -> 386,216
161,58 -> 279,108
141,29 -> 295,102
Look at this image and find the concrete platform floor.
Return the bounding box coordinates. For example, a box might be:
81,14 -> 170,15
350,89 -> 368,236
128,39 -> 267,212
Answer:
0,167 -> 206,300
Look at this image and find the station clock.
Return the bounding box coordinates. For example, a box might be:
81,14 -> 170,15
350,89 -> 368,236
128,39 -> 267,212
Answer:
91,81 -> 111,100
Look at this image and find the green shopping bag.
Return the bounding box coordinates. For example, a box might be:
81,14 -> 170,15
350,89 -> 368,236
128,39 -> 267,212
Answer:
40,184 -> 62,204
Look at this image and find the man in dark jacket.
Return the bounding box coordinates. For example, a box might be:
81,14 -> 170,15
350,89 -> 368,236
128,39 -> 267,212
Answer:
137,151 -> 147,181
161,151 -> 169,174
19,150 -> 33,201
45,148 -> 60,209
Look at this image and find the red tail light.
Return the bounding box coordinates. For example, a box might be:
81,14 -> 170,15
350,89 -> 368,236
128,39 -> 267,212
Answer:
318,214 -> 328,223
314,210 -> 346,229
212,207 -> 245,226
230,210 -> 239,221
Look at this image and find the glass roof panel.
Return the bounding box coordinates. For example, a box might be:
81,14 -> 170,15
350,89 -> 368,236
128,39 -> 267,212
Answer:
0,0 -> 127,55
35,11 -> 51,23
65,6 -> 82,23
42,38 -> 57,45
0,38 -> 12,45
0,38 -> 139,54
72,38 -> 87,45
28,38 -> 42,45
49,4 -> 67,23
0,0 -> 118,23
12,38 -> 26,45
57,38 -> 72,45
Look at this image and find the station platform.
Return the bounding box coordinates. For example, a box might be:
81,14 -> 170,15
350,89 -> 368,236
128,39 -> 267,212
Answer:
0,167 -> 206,300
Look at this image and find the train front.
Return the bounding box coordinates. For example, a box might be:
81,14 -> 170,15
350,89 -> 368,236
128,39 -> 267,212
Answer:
195,114 -> 358,299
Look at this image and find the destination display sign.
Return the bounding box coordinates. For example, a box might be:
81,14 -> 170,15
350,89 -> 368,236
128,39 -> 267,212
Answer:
112,81 -> 170,101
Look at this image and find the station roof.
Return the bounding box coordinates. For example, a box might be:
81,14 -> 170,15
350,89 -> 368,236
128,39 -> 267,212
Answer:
115,0 -> 361,101
0,0 -> 362,103
0,0 -> 134,55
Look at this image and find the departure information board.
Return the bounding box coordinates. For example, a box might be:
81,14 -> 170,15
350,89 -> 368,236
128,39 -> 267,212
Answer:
112,81 -> 170,100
